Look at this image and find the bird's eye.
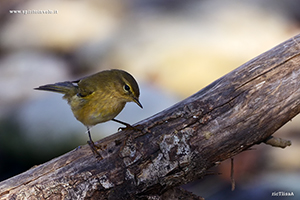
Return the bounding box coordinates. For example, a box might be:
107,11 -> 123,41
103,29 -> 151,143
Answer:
123,84 -> 130,92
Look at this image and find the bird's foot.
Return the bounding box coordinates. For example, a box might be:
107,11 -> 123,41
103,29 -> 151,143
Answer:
87,140 -> 103,159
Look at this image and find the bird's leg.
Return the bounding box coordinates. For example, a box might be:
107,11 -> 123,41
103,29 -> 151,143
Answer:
86,127 -> 102,159
111,118 -> 131,127
111,118 -> 142,131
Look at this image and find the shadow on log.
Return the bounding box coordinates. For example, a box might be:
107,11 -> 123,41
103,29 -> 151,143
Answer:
1,34 -> 300,200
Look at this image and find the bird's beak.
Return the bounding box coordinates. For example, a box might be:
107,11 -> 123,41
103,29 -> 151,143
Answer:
133,97 -> 143,109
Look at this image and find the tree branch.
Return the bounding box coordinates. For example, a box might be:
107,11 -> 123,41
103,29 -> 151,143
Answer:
1,34 -> 300,200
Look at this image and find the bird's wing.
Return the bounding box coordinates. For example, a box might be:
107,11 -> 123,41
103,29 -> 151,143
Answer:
72,78 -> 98,98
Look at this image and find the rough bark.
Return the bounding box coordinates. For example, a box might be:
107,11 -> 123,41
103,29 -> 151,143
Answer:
1,34 -> 300,200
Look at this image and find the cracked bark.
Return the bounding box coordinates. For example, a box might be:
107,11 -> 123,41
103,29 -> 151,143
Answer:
1,34 -> 300,200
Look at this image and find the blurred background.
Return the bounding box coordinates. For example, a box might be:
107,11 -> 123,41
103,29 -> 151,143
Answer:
0,0 -> 300,199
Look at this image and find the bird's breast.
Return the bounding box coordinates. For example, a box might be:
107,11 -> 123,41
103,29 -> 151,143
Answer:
69,93 -> 126,126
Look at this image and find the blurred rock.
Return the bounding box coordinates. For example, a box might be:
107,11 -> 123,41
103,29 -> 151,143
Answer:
102,0 -> 298,97
0,51 -> 69,119
0,0 -> 124,52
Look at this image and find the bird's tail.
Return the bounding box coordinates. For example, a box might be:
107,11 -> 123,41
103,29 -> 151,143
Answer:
35,81 -> 77,96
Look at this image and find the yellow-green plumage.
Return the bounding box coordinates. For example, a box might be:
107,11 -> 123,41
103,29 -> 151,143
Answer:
35,69 -> 142,157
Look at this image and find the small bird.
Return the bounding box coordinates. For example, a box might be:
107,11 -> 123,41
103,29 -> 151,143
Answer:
35,69 -> 142,157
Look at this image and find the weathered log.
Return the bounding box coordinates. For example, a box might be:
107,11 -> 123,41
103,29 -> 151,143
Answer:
1,34 -> 300,200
